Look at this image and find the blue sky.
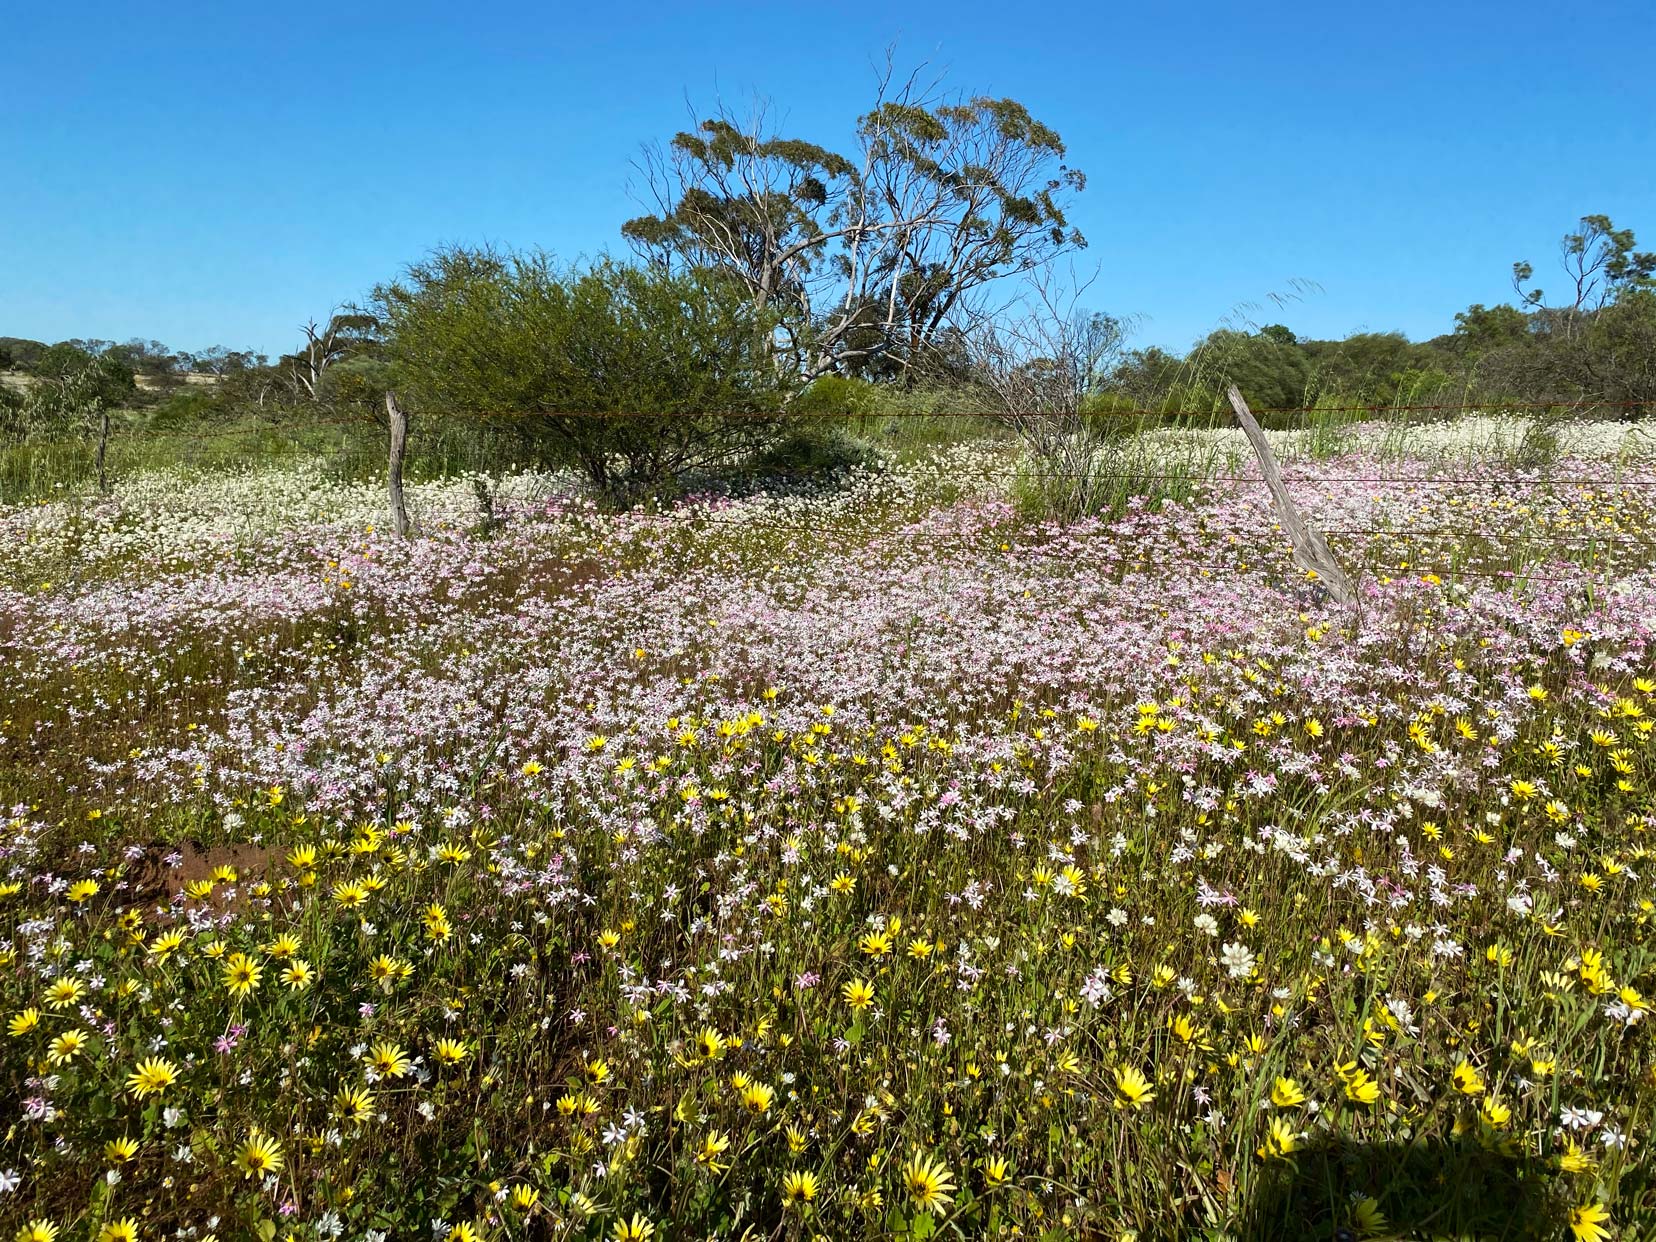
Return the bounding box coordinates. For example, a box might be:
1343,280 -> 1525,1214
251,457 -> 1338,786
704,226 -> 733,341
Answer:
4,0 -> 1653,359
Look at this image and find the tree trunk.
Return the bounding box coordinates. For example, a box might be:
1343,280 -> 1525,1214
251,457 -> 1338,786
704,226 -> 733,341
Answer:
387,392 -> 411,538
1227,385 -> 1357,610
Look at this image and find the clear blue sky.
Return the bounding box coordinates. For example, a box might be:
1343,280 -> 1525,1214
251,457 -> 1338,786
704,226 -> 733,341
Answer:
4,0 -> 1652,359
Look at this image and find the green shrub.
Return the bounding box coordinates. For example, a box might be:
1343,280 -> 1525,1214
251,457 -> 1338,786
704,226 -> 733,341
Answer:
790,375 -> 881,415
145,387 -> 224,431
376,248 -> 791,503
744,421 -> 880,481
1010,437 -> 1220,524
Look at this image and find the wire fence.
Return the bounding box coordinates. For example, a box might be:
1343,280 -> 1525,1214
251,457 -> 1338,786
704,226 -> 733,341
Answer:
19,406 -> 1656,480
87,395 -> 1656,424
624,508 -> 1641,588
13,394 -> 1656,446
7,398 -> 1656,597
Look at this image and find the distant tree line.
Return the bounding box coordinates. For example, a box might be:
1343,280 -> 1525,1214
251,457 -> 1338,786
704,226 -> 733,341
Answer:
1096,214 -> 1656,417
0,336 -> 267,381
4,58 -> 1652,504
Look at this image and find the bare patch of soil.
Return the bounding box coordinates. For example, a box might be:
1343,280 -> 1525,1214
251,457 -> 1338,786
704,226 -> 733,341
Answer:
124,839 -> 278,906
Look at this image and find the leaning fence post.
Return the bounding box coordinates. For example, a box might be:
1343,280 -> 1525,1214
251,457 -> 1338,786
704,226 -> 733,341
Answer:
386,391 -> 411,538
1226,385 -> 1357,610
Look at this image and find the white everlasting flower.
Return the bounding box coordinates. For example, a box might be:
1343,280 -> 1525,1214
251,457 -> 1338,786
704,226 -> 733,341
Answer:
1220,942 -> 1256,979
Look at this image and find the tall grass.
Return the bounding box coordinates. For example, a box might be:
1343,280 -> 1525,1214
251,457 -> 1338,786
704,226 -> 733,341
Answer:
0,411 -> 554,505
1011,416 -> 1226,523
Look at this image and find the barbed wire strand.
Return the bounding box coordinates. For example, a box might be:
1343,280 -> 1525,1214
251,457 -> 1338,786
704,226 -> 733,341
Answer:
592,508 -> 1651,586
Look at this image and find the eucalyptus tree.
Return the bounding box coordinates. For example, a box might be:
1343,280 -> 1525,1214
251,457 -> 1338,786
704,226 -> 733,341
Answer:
1513,214 -> 1656,335
622,66 -> 1086,385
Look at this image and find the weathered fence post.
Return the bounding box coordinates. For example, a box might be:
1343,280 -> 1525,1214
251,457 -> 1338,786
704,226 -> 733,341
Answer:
95,409 -> 111,494
386,391 -> 411,538
1227,385 -> 1358,610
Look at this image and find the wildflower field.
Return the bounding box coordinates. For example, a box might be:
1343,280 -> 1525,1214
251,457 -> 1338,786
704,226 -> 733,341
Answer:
2,419 -> 1655,1241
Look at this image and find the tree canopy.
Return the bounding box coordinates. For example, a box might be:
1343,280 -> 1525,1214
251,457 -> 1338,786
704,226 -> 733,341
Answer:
623,71 -> 1085,385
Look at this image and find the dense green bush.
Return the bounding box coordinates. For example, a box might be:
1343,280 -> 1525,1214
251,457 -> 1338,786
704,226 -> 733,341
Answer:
376,247 -> 796,503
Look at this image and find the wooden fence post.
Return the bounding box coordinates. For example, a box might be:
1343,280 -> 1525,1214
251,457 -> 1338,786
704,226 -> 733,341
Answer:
1227,385 -> 1357,611
95,409 -> 111,494
386,391 -> 411,538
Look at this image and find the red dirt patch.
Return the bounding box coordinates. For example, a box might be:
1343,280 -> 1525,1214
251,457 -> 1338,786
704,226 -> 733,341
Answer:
125,840 -> 278,906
